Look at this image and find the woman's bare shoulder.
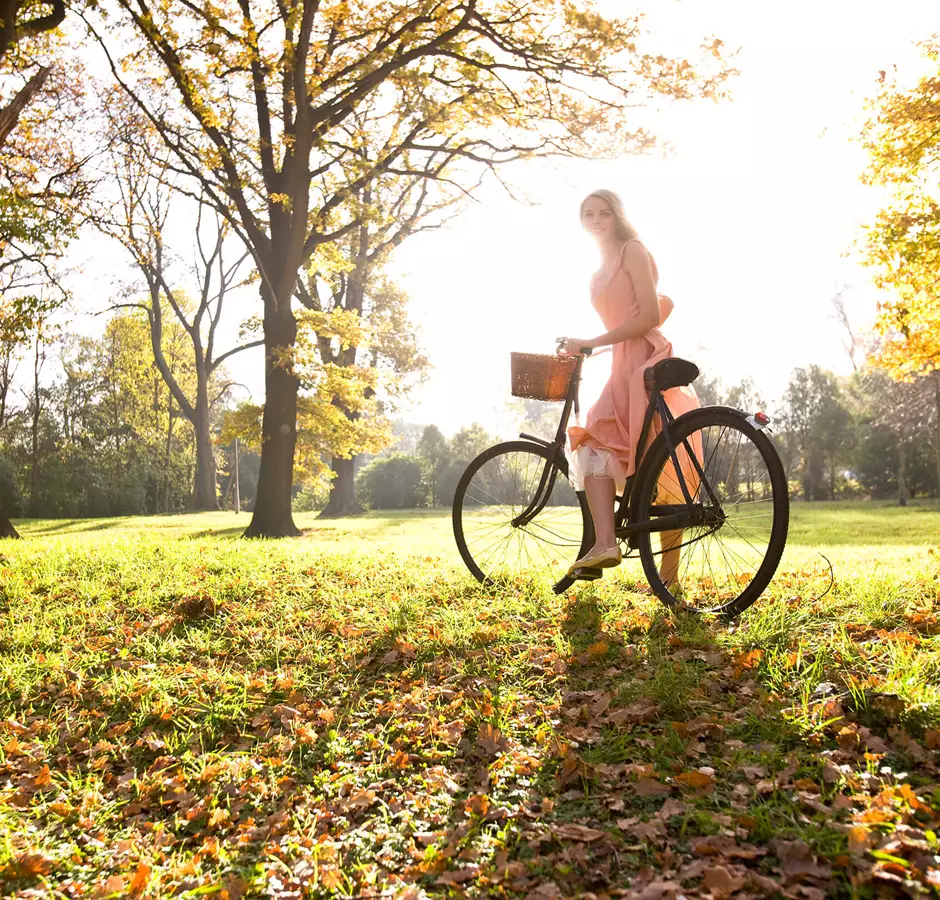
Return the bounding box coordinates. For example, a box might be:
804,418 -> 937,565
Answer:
621,239 -> 648,261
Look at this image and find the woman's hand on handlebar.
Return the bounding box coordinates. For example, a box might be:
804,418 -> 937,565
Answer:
556,336 -> 594,357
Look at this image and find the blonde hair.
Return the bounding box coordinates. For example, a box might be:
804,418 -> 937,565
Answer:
579,189 -> 639,244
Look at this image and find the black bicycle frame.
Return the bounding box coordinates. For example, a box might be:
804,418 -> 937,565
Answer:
513,354 -> 713,540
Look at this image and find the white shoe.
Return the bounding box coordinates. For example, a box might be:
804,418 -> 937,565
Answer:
567,545 -> 622,576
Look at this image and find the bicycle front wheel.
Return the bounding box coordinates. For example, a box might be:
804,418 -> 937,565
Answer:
633,408 -> 789,618
453,441 -> 591,589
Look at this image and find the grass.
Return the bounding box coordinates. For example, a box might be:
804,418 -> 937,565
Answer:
0,502 -> 938,897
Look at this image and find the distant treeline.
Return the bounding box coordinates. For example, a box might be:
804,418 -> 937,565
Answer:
1,312 -> 935,519
299,365 -> 939,512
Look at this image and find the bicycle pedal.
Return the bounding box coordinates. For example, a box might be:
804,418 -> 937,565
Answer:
573,566 -> 604,581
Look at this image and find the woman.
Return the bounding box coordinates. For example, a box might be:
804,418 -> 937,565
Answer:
561,189 -> 699,586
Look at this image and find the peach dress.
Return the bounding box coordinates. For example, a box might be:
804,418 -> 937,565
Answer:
567,240 -> 700,496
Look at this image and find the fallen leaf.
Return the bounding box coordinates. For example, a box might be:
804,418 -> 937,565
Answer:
319,867 -> 344,890
477,722 -> 507,755
98,875 -> 127,896
552,822 -> 606,841
2,853 -> 52,878
105,721 -> 132,739
848,826 -> 870,855
771,838 -> 832,882
734,648 -> 764,676
590,692 -> 612,717
586,641 -> 609,658
464,793 -> 490,817
676,769 -> 715,789
221,876 -> 249,900
633,776 -> 673,797
346,789 -> 376,810
702,864 -> 745,897
435,866 -> 479,885
128,862 -> 150,894
610,698 -> 660,726
630,879 -> 683,899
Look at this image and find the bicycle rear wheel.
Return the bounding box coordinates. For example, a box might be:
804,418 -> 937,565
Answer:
453,441 -> 591,589
633,408 -> 788,618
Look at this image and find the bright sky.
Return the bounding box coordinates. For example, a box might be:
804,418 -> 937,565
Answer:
60,0 -> 936,440
385,0 -> 937,436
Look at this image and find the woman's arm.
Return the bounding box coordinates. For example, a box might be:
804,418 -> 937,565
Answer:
579,242 -> 660,350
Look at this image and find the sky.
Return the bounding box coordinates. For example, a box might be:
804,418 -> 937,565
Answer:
61,0 -> 938,438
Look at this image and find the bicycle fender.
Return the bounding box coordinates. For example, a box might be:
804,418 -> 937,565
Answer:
516,434 -> 569,470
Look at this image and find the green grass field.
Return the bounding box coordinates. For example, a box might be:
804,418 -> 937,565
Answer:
1,503 -> 939,897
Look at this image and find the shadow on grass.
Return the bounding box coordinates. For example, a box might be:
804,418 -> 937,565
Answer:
11,574 -> 937,896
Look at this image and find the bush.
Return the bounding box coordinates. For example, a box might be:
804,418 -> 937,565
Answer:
357,455 -> 427,509
294,478 -> 331,512
434,459 -> 469,508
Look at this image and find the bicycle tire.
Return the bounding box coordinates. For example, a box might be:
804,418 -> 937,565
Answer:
632,408 -> 789,619
452,440 -> 592,590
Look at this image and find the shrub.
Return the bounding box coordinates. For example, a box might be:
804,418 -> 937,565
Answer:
357,455 -> 428,509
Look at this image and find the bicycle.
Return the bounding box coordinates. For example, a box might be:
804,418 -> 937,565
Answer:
451,343 -> 789,619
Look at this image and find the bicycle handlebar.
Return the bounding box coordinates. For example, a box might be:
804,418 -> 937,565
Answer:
555,336 -> 593,356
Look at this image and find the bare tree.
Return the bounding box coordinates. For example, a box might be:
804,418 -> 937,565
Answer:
95,98 -> 262,509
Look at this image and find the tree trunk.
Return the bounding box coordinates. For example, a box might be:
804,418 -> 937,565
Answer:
244,289 -> 301,537
28,332 -> 41,516
898,440 -> 909,507
0,507 -> 19,538
319,455 -> 364,518
0,66 -> 50,148
934,372 -> 940,511
191,371 -> 219,511
164,394 -> 174,514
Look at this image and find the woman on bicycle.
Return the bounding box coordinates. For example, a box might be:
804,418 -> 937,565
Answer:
561,189 -> 699,585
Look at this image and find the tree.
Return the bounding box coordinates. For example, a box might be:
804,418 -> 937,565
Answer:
95,96 -> 261,510
0,0 -> 67,148
299,228 -> 428,518
296,149 -> 445,518
451,423 -> 493,461
780,366 -> 852,501
0,47 -> 91,535
693,372 -> 724,408
416,424 -> 452,507
859,39 -> 940,505
725,377 -> 765,413
86,0 -> 732,537
852,366 -> 937,505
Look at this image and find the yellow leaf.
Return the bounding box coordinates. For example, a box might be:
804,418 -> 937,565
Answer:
128,861 -> 150,894
848,826 -> 870,855
676,769 -> 715,789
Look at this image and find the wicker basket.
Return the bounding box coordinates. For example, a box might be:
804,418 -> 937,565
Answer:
510,352 -> 577,402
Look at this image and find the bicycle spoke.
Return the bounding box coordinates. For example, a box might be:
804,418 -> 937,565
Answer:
456,445 -> 586,585
636,415 -> 785,614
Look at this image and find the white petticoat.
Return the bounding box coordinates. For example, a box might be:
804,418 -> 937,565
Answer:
565,444 -> 627,496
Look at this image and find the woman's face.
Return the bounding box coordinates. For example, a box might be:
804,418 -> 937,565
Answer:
581,196 -> 615,242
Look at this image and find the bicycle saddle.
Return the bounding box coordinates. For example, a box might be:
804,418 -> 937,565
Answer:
643,357 -> 700,392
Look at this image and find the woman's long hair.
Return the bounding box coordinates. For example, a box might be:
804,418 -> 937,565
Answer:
580,189 -> 639,244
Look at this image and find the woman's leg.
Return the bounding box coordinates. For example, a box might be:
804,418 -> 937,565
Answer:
658,528 -> 682,588
656,471 -> 687,589
583,474 -> 617,552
